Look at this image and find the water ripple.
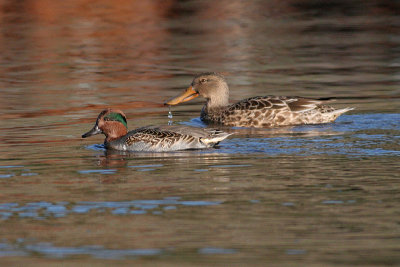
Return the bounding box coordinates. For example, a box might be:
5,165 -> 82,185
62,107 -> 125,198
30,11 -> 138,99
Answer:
0,242 -> 162,259
0,240 -> 237,259
0,198 -> 222,221
198,247 -> 237,254
78,169 -> 117,174
178,114 -> 400,157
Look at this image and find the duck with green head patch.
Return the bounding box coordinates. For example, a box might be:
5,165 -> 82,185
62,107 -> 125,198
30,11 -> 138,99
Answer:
82,108 -> 232,152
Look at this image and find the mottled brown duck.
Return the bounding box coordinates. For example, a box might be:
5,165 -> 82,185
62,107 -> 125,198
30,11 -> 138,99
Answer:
165,72 -> 353,128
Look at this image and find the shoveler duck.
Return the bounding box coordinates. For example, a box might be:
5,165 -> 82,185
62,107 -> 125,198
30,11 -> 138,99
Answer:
82,109 -> 232,152
165,72 -> 354,128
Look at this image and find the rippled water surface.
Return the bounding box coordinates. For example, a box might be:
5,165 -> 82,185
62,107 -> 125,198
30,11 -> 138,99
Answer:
1,0 -> 400,266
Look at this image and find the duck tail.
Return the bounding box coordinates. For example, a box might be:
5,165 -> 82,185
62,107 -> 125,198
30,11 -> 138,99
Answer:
331,107 -> 355,116
201,130 -> 233,146
327,107 -> 355,122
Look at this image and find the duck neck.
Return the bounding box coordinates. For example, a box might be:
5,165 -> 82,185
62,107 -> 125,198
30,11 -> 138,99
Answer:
205,84 -> 229,111
103,123 -> 128,143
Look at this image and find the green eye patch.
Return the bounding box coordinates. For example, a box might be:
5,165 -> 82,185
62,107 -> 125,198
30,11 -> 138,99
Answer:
104,112 -> 128,129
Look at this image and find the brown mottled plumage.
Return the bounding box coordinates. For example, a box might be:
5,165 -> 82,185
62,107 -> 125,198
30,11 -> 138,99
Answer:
82,109 -> 232,152
165,72 -> 354,128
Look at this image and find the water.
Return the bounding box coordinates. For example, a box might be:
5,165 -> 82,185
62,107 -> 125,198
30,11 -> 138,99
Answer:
1,0 -> 400,265
168,106 -> 173,125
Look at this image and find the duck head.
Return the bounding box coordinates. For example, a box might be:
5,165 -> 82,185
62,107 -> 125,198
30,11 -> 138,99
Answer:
82,109 -> 128,142
165,72 -> 229,108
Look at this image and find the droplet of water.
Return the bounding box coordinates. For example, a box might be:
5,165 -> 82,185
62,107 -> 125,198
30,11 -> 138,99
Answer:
168,106 -> 173,125
168,106 -> 173,119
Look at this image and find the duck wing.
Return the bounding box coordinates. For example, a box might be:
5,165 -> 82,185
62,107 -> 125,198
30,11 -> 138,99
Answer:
228,96 -> 324,113
144,125 -> 228,138
211,96 -> 339,127
121,125 -> 231,151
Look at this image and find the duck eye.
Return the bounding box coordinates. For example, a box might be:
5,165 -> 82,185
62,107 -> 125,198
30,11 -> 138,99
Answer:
200,78 -> 207,83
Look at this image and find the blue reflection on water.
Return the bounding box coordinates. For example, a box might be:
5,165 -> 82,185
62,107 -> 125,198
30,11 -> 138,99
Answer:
78,169 -> 116,174
21,173 -> 38,176
0,240 -> 237,259
85,144 -> 106,151
0,174 -> 14,179
0,166 -> 24,169
0,166 -> 39,179
198,247 -> 237,254
217,114 -> 400,156
0,242 -> 162,259
0,197 -> 222,221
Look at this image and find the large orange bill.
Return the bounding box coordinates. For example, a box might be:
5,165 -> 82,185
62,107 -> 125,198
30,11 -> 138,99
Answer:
164,86 -> 199,106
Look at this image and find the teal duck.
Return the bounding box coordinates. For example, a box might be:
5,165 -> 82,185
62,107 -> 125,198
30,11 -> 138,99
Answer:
82,109 -> 232,152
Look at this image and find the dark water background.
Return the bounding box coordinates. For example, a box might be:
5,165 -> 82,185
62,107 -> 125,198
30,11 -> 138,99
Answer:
0,0 -> 399,266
